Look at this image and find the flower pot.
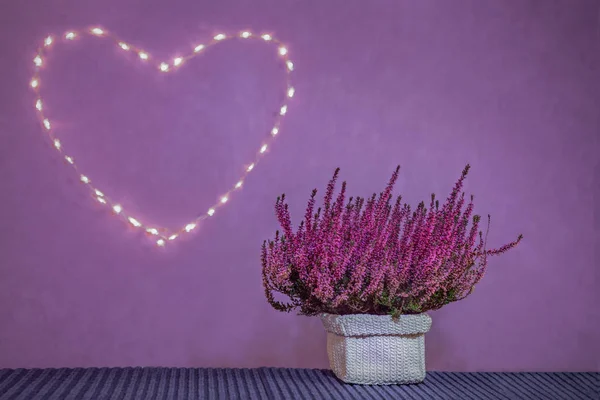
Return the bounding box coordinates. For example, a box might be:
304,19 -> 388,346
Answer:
320,313 -> 432,385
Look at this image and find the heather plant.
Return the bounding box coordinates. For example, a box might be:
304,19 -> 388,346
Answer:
261,165 -> 523,318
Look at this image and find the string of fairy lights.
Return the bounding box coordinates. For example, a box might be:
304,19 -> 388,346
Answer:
31,27 -> 295,246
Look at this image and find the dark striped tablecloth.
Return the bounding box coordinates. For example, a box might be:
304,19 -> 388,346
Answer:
0,367 -> 597,400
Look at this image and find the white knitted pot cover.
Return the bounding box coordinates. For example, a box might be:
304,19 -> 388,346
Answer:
320,313 -> 432,385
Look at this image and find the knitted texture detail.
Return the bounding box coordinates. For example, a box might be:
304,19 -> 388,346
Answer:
320,313 -> 432,385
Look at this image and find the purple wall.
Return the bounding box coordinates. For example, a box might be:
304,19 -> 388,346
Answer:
0,0 -> 598,372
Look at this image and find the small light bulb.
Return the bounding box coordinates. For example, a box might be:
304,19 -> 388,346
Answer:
261,34 -> 272,41
97,197 -> 106,204
156,239 -> 165,246
65,32 -> 76,40
91,28 -> 104,35
278,47 -> 287,56
65,156 -> 74,164
44,36 -> 53,46
271,127 -> 279,136
128,217 -> 141,227
95,189 -> 104,197
173,57 -> 183,66
185,223 -> 196,232
247,163 -> 255,172
287,87 -> 295,97
241,31 -> 251,38
194,44 -> 204,53
113,204 -> 122,214
207,208 -> 215,216
53,139 -> 61,149
235,181 -> 243,189
279,105 -> 287,115
168,234 -> 178,240
35,99 -> 42,111
119,42 -> 130,50
159,63 -> 169,72
139,52 -> 149,60
34,56 -> 43,67
43,119 -> 51,129
286,60 -> 294,71
214,33 -> 226,41
260,144 -> 267,153
221,197 -> 228,204
31,79 -> 39,88
80,175 -> 90,184
146,228 -> 159,235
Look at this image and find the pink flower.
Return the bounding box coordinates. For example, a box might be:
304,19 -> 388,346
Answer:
261,165 -> 523,316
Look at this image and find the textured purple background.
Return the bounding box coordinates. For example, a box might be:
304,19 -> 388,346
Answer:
0,0 -> 598,371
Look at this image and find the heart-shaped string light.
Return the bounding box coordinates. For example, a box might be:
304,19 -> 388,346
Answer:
31,27 -> 295,246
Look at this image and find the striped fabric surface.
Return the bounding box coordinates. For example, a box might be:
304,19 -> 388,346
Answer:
0,367 -> 597,400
